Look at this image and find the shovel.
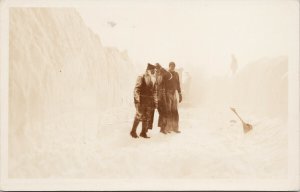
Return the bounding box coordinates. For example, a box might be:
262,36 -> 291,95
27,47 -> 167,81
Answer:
230,107 -> 253,133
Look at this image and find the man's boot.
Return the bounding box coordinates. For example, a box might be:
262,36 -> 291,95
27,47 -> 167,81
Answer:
173,124 -> 181,133
160,118 -> 167,134
130,118 -> 139,138
140,122 -> 150,138
160,126 -> 167,134
173,127 -> 181,133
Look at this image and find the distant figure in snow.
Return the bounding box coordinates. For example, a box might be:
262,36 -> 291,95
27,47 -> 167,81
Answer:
164,62 -> 182,133
230,54 -> 238,75
153,63 -> 172,134
130,63 -> 157,139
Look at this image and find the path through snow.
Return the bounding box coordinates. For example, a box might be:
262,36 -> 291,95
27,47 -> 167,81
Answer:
10,106 -> 287,179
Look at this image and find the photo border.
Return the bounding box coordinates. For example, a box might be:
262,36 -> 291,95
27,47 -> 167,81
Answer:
0,0 -> 299,190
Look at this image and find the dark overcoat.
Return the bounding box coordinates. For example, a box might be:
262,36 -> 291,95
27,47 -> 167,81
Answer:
133,72 -> 157,129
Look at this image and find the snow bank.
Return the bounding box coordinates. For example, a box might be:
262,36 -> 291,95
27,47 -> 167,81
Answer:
9,8 -> 136,177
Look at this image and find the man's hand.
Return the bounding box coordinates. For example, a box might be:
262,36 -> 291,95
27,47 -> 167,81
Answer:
179,93 -> 182,103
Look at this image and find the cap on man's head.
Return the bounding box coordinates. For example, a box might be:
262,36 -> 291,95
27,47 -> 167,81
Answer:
147,63 -> 156,70
169,62 -> 176,66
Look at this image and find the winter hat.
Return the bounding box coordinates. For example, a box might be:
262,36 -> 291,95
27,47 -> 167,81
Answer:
147,63 -> 156,70
169,61 -> 176,66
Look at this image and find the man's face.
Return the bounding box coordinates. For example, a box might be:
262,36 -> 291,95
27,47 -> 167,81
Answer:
149,69 -> 155,75
169,64 -> 175,71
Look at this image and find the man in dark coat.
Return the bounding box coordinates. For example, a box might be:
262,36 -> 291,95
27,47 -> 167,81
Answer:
165,62 -> 182,133
130,63 -> 157,138
154,63 -> 172,134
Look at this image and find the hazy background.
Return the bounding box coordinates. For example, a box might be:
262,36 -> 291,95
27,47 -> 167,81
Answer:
77,0 -> 290,76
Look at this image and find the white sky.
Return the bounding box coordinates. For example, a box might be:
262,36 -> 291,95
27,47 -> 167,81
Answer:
76,0 -> 294,76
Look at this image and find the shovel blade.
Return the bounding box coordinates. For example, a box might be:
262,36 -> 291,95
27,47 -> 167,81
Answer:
243,123 -> 253,133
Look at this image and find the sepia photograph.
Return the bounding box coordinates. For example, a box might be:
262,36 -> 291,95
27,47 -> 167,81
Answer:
0,0 -> 299,191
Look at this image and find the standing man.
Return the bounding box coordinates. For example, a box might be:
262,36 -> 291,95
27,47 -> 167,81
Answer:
165,62 -> 182,133
130,63 -> 157,139
155,63 -> 172,134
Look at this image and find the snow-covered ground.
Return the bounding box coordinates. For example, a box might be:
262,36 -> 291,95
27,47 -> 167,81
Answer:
9,105 -> 287,179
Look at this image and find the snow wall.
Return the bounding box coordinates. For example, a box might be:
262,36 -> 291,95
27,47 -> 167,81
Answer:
9,8 -> 136,137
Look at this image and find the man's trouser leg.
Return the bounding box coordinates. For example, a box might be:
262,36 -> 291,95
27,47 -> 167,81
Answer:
130,117 -> 140,138
171,93 -> 179,132
157,103 -> 167,133
130,103 -> 143,138
140,105 -> 152,138
165,92 -> 173,132
147,108 -> 155,131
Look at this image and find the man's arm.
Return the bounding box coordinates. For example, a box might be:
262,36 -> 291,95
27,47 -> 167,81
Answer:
175,72 -> 182,94
155,63 -> 172,80
161,68 -> 172,80
134,76 -> 143,103
175,72 -> 182,103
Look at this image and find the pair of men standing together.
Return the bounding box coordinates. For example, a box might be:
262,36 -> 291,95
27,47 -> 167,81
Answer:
130,62 -> 182,138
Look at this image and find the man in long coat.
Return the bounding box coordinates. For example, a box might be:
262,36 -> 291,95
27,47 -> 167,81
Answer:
165,62 -> 182,133
154,63 -> 172,134
130,63 -> 157,138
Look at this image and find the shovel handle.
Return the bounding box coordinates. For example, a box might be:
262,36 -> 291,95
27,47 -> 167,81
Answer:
230,107 -> 245,123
